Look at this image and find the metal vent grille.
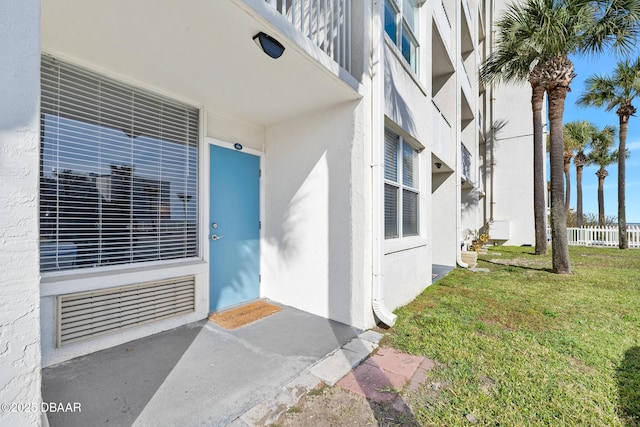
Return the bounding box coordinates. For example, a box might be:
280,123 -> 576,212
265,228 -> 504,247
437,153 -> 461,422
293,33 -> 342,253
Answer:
57,276 -> 196,347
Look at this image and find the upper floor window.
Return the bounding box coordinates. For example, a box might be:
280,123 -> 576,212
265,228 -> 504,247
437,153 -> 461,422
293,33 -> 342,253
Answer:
384,0 -> 419,73
384,129 -> 419,239
40,56 -> 199,273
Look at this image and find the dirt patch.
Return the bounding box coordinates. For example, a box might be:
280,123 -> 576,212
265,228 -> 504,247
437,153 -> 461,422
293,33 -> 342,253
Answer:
274,385 -> 421,427
483,257 -> 549,270
478,375 -> 497,394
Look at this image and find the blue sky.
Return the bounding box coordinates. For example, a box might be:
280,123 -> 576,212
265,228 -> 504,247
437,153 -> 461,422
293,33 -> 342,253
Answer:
560,52 -> 640,223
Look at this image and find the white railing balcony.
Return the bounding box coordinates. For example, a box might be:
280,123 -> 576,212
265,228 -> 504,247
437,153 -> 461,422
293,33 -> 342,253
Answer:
266,0 -> 352,74
432,101 -> 453,165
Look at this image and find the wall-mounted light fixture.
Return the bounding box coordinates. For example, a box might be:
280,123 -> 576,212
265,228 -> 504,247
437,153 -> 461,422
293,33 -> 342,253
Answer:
253,32 -> 285,59
435,162 -> 442,169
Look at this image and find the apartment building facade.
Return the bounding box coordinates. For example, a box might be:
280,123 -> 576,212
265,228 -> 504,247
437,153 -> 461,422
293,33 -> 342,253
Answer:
1,0 -> 535,425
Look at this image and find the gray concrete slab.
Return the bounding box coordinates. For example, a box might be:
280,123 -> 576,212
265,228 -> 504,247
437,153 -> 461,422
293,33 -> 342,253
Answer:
42,303 -> 359,427
238,330 -> 384,426
358,330 -> 383,344
342,338 -> 378,355
432,264 -> 455,283
308,348 -> 368,386
239,372 -> 320,426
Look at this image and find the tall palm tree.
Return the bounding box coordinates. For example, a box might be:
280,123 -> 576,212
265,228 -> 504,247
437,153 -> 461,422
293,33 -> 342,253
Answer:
483,0 -> 640,273
576,57 -> 640,248
588,125 -> 618,225
480,33 -> 548,254
563,120 -> 597,226
573,150 -> 590,227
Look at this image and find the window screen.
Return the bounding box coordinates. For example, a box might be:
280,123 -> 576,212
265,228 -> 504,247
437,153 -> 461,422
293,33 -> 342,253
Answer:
40,56 -> 199,272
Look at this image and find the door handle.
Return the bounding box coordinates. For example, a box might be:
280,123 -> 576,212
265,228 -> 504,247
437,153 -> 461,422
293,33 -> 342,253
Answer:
211,234 -> 225,241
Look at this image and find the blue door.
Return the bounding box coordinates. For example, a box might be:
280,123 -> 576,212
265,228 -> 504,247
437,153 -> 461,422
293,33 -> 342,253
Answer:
209,145 -> 260,312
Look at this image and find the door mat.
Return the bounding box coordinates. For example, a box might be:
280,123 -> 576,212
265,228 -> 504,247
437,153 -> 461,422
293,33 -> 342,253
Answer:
208,301 -> 282,330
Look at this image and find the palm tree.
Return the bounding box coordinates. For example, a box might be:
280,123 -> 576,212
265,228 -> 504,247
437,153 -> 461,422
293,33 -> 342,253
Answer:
576,57 -> 640,248
480,14 -> 552,256
483,0 -> 640,273
563,120 -> 597,226
587,126 -> 618,225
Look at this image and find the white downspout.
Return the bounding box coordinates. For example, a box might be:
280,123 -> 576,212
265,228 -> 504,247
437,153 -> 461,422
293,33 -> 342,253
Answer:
489,0 -> 496,224
371,0 -> 396,326
456,147 -> 469,267
456,2 -> 468,269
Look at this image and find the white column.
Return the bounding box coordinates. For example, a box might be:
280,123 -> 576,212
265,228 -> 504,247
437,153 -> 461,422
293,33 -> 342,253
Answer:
0,1 -> 42,426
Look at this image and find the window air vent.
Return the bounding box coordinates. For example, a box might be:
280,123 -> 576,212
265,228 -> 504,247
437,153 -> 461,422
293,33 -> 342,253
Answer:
57,276 -> 195,347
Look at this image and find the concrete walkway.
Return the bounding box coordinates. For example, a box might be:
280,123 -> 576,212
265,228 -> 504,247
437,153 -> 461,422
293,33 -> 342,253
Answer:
432,264 -> 455,283
42,303 -> 380,427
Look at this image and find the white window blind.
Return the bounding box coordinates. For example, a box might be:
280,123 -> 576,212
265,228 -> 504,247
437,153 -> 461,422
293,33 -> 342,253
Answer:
385,132 -> 400,239
40,56 -> 199,272
384,129 -> 419,239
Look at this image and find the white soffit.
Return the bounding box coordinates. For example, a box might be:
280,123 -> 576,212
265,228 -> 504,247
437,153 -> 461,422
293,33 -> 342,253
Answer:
41,0 -> 360,127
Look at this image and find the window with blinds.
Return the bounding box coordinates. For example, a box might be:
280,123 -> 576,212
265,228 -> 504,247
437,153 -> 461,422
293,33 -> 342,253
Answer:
384,129 -> 419,239
40,56 -> 199,273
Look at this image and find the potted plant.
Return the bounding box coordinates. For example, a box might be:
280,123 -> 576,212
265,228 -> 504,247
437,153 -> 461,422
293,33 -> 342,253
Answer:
471,231 -> 490,255
460,249 -> 478,267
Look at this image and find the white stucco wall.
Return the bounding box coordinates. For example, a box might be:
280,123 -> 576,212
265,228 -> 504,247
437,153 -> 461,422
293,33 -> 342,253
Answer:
0,1 -> 42,426
350,76 -> 375,330
384,245 -> 431,309
262,102 -> 364,327
483,0 -> 539,247
379,21 -> 434,314
461,188 -> 481,238
207,112 -> 264,152
491,83 -> 536,246
432,172 -> 458,266
383,44 -> 430,144
382,121 -> 432,310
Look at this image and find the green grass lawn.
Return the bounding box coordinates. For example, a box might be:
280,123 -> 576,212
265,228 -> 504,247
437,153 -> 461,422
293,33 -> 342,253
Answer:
387,246 -> 640,426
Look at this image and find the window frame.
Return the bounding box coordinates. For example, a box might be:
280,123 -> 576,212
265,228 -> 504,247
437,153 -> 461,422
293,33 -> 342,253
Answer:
384,129 -> 420,240
384,0 -> 420,74
39,56 -> 200,275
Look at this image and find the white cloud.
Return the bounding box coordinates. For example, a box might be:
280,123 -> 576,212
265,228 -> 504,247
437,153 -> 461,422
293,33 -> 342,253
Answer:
626,140 -> 640,152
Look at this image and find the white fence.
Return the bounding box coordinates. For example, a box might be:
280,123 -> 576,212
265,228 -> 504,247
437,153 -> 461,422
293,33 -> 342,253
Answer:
549,226 -> 640,248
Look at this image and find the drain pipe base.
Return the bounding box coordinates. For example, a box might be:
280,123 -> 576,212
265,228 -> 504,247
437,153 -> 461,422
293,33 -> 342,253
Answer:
373,297 -> 397,327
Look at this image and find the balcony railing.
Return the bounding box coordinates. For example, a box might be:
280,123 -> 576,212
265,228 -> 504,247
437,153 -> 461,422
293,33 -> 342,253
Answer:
461,142 -> 473,183
266,0 -> 352,74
